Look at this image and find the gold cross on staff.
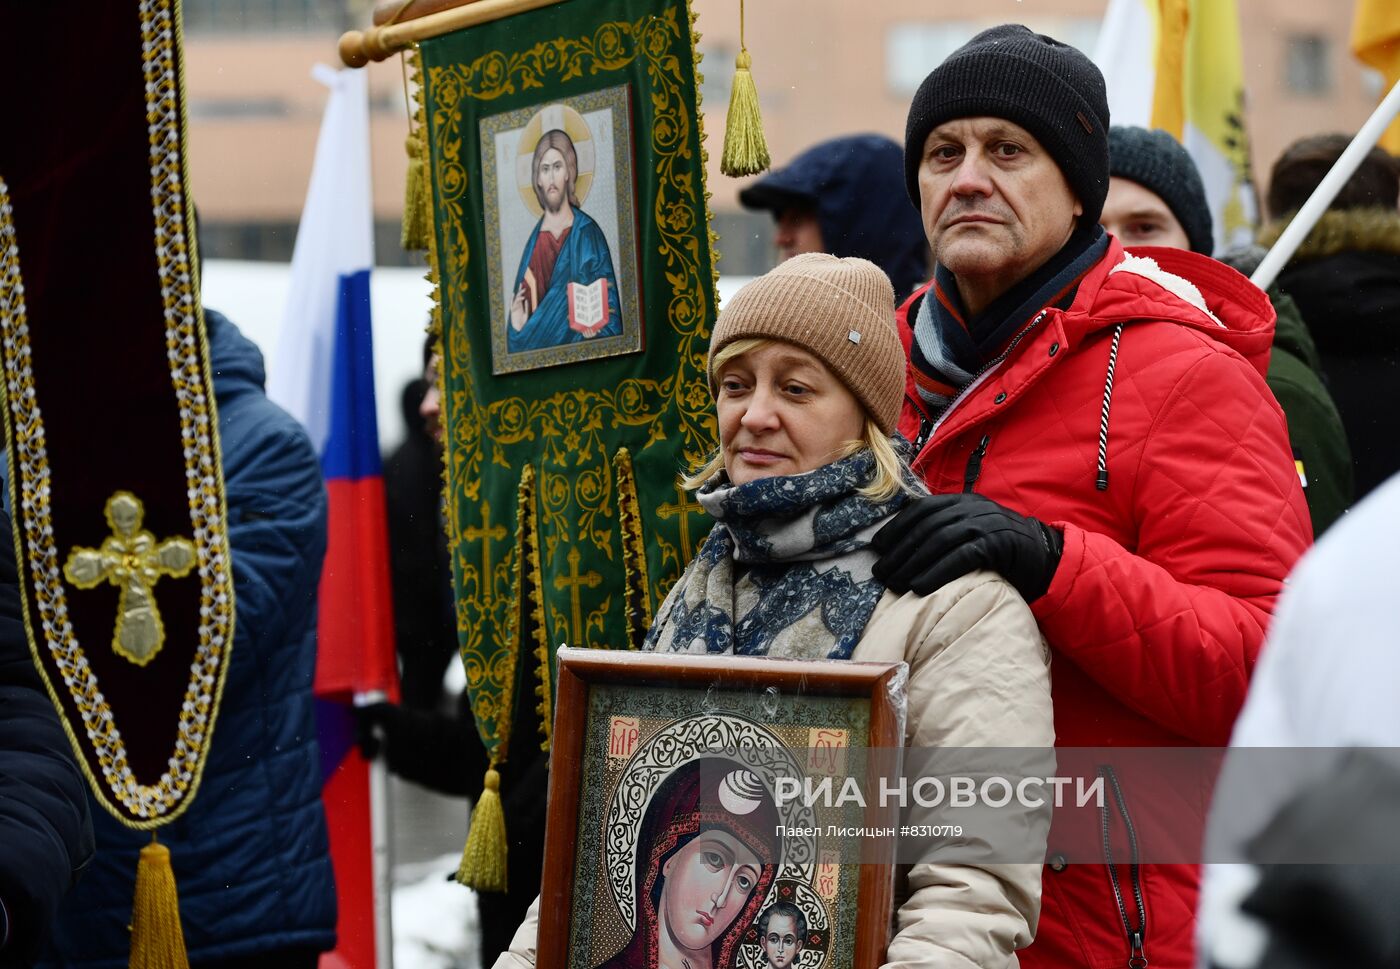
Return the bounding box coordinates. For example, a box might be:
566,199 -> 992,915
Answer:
656,482 -> 704,561
463,501 -> 507,602
63,491 -> 196,667
553,546 -> 601,646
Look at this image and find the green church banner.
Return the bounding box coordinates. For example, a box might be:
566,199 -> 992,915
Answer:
417,0 -> 717,772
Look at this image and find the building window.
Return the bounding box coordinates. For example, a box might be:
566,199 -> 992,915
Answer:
1285,35 -> 1331,96
697,43 -> 737,107
183,0 -> 335,34
885,19 -> 1102,97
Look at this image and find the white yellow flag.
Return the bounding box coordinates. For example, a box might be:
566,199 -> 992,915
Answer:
1093,0 -> 1256,253
1353,0 -> 1400,154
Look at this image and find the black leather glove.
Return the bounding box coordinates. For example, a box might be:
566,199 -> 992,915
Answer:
352,697 -> 484,794
872,493 -> 1063,602
352,701 -> 399,761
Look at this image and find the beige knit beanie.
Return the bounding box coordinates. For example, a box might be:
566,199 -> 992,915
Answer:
708,253 -> 905,433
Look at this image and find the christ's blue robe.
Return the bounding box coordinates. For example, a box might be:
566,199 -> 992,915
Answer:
508,207 -> 623,353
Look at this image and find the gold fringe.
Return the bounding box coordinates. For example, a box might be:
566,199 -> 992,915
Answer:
613,448 -> 653,649
455,766 -> 508,892
129,836 -> 189,969
719,0 -> 769,177
409,46 -> 442,341
690,1 -> 723,338
518,467 -> 552,751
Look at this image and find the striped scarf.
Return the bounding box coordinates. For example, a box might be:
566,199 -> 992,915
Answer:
911,224 -> 1109,418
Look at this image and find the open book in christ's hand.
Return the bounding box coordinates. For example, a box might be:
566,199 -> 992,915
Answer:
567,278 -> 610,337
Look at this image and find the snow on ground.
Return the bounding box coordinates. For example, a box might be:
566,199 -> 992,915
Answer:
392,853 -> 481,969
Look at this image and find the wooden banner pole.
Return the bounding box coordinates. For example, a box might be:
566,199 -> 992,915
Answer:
339,0 -> 564,66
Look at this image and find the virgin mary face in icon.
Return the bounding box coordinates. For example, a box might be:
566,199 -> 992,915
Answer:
659,828 -> 762,951
599,757 -> 781,969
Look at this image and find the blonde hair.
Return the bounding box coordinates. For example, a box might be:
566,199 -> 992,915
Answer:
684,339 -> 914,501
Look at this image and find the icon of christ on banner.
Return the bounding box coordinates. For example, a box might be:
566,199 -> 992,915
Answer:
509,124 -> 621,348
483,85 -> 644,375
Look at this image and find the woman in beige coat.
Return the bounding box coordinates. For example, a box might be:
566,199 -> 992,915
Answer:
496,254 -> 1054,968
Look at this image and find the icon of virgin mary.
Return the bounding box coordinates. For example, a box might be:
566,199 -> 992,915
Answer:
598,756 -> 783,969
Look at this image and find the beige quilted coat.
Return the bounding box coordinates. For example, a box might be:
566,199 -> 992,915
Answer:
494,569 -> 1054,969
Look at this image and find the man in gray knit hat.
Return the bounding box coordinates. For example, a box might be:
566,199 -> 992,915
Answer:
872,24 -> 1312,969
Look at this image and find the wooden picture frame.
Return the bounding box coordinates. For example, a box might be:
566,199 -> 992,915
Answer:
538,649 -> 906,969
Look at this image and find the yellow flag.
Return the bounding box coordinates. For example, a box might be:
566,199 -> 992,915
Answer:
1095,0 -> 1257,251
1184,0 -> 1254,247
1352,0 -> 1400,154
1151,0 -> 1190,139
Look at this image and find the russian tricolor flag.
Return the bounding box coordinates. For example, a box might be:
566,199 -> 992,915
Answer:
268,63 -> 399,969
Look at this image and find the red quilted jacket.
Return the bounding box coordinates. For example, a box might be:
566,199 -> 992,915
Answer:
896,240 -> 1312,969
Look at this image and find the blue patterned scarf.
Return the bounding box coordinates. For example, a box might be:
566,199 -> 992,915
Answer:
912,224 -> 1109,417
644,448 -> 918,660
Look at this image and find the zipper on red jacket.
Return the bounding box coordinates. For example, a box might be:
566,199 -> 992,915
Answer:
907,391 -> 935,455
963,434 -> 990,493
919,310 -> 1049,458
1098,764 -> 1149,968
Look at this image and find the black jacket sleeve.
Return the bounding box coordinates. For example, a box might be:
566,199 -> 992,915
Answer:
0,508 -> 95,964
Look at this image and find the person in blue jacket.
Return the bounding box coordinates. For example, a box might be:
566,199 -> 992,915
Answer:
738,133 -> 930,300
0,506 -> 94,969
39,308 -> 336,969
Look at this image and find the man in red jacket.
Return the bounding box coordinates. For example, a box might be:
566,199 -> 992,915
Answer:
871,25 -> 1312,969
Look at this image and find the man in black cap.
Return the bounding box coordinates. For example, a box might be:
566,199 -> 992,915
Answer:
1102,125 -> 1353,535
738,133 -> 929,299
871,24 -> 1311,969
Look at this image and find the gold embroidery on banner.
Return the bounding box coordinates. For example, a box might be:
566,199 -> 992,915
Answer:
63,492 -> 196,667
0,0 -> 234,828
655,480 -> 703,564
554,547 -> 603,647
426,3 -> 716,761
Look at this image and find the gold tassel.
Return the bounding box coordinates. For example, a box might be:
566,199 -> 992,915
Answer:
128,837 -> 189,969
401,129 -> 431,251
720,0 -> 770,177
400,49 -> 431,251
456,766 -> 508,892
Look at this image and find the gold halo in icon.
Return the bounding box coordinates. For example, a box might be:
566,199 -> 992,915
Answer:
516,102 -> 595,217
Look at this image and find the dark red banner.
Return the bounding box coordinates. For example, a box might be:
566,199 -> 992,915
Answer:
0,0 -> 234,828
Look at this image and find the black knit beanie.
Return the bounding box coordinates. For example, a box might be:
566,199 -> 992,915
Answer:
1108,126 -> 1214,254
903,24 -> 1110,224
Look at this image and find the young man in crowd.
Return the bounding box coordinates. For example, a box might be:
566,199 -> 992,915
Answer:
873,25 -> 1311,968
1100,124 -> 1353,534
